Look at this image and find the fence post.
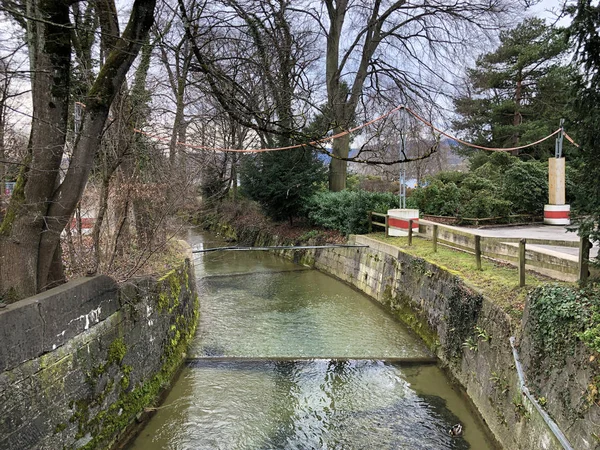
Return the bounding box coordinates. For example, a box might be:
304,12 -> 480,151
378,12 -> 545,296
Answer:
432,224 -> 438,252
385,215 -> 389,238
368,211 -> 372,233
579,236 -> 591,286
408,219 -> 413,246
519,239 -> 526,287
475,235 -> 482,270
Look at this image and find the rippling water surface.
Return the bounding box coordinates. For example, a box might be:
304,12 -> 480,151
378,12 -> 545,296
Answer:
127,230 -> 497,450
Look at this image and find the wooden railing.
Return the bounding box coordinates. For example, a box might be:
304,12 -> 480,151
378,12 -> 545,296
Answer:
368,211 -> 389,237
367,212 -> 594,285
422,213 -> 541,227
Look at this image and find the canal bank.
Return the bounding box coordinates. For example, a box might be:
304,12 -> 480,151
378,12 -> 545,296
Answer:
127,229 -> 498,450
0,246 -> 198,450
211,221 -> 599,450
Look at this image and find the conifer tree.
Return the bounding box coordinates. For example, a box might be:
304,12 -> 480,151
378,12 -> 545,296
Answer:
240,148 -> 326,225
453,18 -> 571,157
568,0 -> 600,250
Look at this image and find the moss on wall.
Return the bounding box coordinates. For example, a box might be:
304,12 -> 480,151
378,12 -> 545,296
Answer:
72,297 -> 198,450
47,260 -> 199,450
385,288 -> 440,352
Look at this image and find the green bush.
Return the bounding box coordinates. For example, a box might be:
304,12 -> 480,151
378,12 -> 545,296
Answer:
462,192 -> 512,218
409,180 -> 464,216
305,190 -> 399,234
501,160 -> 548,214
408,153 -> 551,218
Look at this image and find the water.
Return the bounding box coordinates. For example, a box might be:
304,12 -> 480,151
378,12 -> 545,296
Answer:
127,230 -> 498,450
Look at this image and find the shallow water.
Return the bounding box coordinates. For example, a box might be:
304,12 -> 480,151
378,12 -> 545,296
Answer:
127,230 -> 497,450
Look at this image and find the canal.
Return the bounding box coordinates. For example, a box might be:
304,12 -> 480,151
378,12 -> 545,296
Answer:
127,230 -> 497,449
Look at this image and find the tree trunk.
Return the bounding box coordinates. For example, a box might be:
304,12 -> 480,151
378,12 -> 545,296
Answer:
329,132 -> 350,191
0,0 -> 156,300
0,0 -> 72,299
511,71 -> 523,155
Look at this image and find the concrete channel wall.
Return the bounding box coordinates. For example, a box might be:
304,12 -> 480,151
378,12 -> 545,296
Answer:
234,229 -> 594,450
0,258 -> 199,450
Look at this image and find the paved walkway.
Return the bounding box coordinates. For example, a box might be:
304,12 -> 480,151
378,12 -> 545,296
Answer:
452,224 -> 598,259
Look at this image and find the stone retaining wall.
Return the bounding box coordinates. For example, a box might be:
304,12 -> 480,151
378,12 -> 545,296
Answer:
0,258 -> 199,450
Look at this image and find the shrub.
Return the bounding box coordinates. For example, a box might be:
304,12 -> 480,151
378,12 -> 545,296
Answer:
305,190 -> 399,234
409,179 -> 464,216
240,149 -> 326,223
501,160 -> 548,214
462,191 -> 512,218
409,155 -> 547,219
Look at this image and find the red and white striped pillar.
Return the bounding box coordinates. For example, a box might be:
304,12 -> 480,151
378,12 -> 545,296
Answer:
544,157 -> 570,225
387,209 -> 420,236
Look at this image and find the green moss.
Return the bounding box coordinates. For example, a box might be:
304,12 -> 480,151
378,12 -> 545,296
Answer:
157,268 -> 183,313
68,264 -> 199,450
54,422 -> 67,434
107,337 -> 126,366
371,233 -> 562,318
157,292 -> 169,311
386,290 -> 439,352
77,307 -> 198,450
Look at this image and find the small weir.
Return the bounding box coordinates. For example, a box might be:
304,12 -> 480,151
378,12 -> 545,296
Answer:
127,230 -> 498,450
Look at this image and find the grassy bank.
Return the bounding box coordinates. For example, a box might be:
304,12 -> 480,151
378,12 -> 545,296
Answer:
368,232 -> 571,318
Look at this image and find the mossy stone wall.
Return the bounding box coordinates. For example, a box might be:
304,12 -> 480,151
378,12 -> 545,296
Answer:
220,225 -> 579,450
0,258 -> 199,450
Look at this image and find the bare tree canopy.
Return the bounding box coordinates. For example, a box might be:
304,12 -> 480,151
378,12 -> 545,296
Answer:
174,0 -> 516,190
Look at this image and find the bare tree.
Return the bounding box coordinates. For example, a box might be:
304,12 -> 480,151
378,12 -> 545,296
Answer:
0,0 -> 157,301
310,0 -> 512,190
178,0 -> 319,146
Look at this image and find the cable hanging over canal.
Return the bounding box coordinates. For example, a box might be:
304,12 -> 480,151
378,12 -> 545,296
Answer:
191,244 -> 370,253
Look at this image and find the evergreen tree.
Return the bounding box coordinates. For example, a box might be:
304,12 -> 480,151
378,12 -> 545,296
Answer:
240,148 -> 326,224
453,18 -> 571,157
568,0 -> 600,251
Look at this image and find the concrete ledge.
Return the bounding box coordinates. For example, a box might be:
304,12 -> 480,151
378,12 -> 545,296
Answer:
0,275 -> 118,373
353,234 -> 399,258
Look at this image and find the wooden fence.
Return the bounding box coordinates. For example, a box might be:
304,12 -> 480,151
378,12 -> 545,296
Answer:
421,213 -> 541,227
368,212 -> 594,285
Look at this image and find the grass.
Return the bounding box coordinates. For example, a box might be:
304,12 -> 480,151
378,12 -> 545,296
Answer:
369,232 -> 572,319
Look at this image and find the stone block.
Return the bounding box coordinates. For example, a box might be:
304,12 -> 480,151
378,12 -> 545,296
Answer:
36,275 -> 119,353
0,299 -> 44,372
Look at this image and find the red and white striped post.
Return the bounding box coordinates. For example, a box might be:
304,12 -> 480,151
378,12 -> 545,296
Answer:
544,124 -> 570,226
387,209 -> 420,236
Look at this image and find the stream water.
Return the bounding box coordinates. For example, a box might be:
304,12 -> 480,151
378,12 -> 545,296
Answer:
127,230 -> 498,450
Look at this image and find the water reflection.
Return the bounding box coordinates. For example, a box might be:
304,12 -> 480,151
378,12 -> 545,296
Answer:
129,360 -> 484,450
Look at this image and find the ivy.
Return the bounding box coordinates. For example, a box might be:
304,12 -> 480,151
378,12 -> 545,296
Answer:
580,306 -> 600,354
446,282 -> 483,360
528,284 -> 600,359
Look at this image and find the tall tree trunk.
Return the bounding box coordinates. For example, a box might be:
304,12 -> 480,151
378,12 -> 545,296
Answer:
0,0 -> 71,298
329,133 -> 350,191
0,0 -> 156,300
511,70 -> 523,155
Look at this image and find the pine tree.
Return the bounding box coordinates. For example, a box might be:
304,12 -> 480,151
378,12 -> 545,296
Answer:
240,148 -> 326,224
453,18 -> 571,157
568,0 -> 600,250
